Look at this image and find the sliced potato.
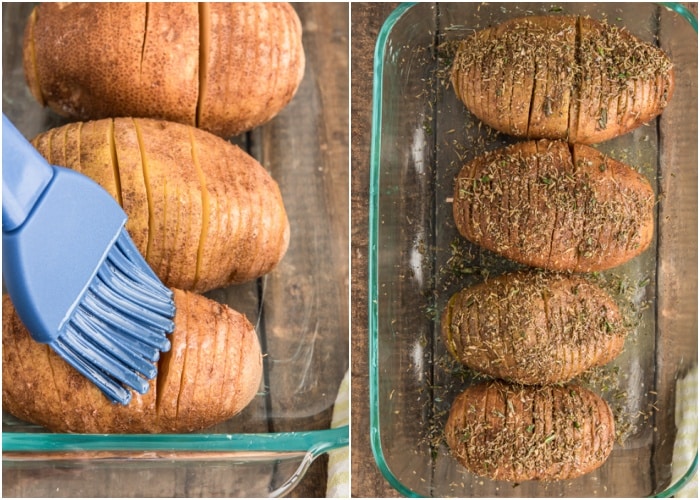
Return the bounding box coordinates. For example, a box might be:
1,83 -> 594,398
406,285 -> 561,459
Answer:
451,15 -> 674,143
442,272 -> 627,385
445,380 -> 615,481
453,139 -> 655,272
31,118 -> 289,293
2,290 -> 262,433
23,2 -> 305,138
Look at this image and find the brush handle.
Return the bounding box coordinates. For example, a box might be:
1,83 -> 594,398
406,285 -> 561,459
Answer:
2,114 -> 54,232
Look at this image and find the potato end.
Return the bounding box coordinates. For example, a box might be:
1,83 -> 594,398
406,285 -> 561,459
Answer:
21,7 -> 45,107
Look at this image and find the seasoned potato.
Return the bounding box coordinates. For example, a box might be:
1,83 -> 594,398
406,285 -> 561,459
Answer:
451,15 -> 674,143
442,272 -> 626,385
453,139 -> 654,272
32,118 -> 290,293
2,290 -> 262,433
445,380 -> 615,482
23,2 -> 305,138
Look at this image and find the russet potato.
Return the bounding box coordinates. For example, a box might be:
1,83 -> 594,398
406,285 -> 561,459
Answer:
451,15 -> 674,143
2,290 -> 262,433
442,272 -> 627,385
23,2 -> 305,138
445,380 -> 615,481
32,117 -> 290,293
453,139 -> 655,272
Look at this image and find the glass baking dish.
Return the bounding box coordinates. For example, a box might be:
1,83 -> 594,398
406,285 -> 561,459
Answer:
369,2 -> 697,497
2,3 -> 348,497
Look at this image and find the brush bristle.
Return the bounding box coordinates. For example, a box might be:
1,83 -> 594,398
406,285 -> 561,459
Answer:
51,331 -> 136,405
56,229 -> 175,405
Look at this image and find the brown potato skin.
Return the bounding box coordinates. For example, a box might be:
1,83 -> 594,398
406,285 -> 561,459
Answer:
2,290 -> 262,433
445,381 -> 615,482
451,15 -> 674,144
441,272 -> 626,385
197,3 -> 306,137
453,139 -> 655,272
23,2 -> 305,138
31,117 -> 290,293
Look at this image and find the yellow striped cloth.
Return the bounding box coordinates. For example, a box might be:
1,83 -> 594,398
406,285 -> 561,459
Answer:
326,369 -> 349,498
673,366 -> 697,497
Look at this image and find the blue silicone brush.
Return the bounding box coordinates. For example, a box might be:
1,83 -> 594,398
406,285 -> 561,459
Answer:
2,114 -> 174,405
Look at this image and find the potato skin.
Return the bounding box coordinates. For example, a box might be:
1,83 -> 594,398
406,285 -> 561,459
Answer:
2,290 -> 262,433
197,3 -> 306,136
441,272 -> 626,385
23,2 -> 305,138
31,117 -> 290,293
445,381 -> 615,482
451,15 -> 674,144
453,139 -> 654,272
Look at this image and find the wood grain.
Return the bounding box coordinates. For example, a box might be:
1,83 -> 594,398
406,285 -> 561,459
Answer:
351,2 -> 402,498
261,2 -> 349,495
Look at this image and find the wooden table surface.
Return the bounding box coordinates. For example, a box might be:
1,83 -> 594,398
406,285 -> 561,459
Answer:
2,3 -> 348,498
351,3 -> 402,498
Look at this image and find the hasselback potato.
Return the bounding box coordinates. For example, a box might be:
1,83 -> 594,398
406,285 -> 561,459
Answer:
453,139 -> 655,272
445,380 -> 615,481
3,290 -> 262,433
441,272 -> 626,385
451,15 -> 674,144
23,2 -> 305,137
31,117 -> 290,293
